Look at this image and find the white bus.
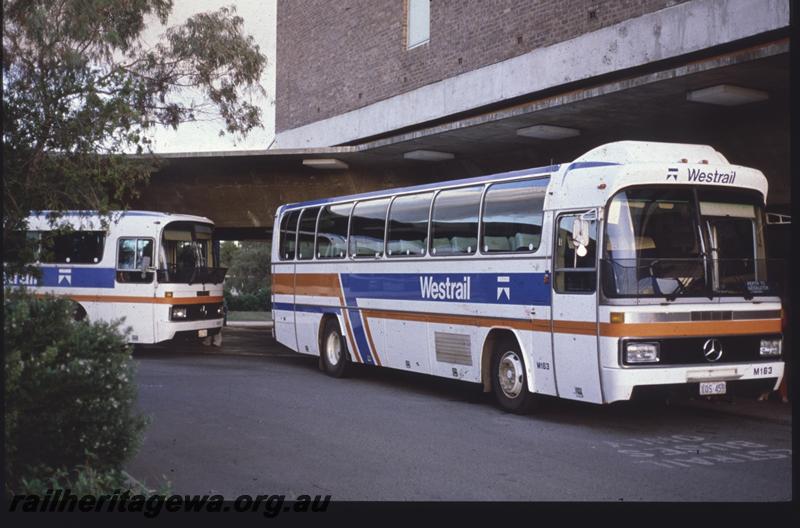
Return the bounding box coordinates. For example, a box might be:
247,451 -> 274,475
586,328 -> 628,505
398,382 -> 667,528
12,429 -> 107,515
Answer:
6,211 -> 227,345
270,141 -> 784,412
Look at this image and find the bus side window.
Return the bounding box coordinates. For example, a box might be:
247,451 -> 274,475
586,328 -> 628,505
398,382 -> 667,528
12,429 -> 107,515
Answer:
349,198 -> 390,258
297,207 -> 320,260
316,203 -> 352,259
430,186 -> 483,256
481,179 -> 545,253
117,238 -> 154,283
554,213 -> 597,293
387,192 -> 433,257
39,230 -> 106,264
278,210 -> 300,260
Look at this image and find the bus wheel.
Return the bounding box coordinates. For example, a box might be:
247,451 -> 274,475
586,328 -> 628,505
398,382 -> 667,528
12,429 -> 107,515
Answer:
492,339 -> 537,414
70,302 -> 87,322
321,318 -> 349,378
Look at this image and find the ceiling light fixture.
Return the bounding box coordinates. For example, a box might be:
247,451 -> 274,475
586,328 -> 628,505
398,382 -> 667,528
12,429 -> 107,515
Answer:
516,124 -> 580,140
403,150 -> 455,161
686,84 -> 769,106
302,158 -> 349,170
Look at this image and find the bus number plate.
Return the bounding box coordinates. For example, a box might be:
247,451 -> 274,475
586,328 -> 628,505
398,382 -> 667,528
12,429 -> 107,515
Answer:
699,381 -> 726,396
198,329 -> 208,338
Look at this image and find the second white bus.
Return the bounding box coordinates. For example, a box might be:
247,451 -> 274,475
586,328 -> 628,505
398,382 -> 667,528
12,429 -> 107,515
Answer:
6,210 -> 227,345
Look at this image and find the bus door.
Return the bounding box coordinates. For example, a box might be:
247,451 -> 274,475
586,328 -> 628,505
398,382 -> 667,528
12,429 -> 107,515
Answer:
550,210 -> 603,403
114,236 -> 156,343
273,210 -> 300,351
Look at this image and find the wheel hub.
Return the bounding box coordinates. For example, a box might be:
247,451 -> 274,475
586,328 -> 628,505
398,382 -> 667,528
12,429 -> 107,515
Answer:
498,350 -> 524,399
325,332 -> 341,366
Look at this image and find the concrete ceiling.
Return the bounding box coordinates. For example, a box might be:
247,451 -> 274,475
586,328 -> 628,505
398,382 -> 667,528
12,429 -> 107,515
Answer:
344,46 -> 789,170
143,37 -> 789,236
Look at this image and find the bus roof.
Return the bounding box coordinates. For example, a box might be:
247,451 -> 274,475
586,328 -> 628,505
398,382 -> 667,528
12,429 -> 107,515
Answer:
278,164 -> 561,213
26,210 -> 215,227
277,140 -> 759,215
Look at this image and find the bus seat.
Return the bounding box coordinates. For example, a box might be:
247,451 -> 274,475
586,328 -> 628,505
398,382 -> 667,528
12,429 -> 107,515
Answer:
432,237 -> 451,254
297,240 -> 314,259
484,236 -> 511,252
356,238 -> 383,257
451,237 -> 477,253
514,233 -> 540,251
399,239 -> 424,255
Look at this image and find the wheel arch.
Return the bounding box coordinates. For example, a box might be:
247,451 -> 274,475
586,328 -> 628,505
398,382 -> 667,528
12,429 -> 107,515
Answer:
480,327 -> 525,393
69,298 -> 89,321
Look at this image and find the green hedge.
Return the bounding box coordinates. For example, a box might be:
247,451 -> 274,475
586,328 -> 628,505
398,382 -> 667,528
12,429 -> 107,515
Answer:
4,288 -> 146,494
224,287 -> 271,312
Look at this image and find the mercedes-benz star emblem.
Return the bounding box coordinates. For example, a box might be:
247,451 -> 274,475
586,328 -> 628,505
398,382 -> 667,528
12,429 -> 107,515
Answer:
703,338 -> 723,362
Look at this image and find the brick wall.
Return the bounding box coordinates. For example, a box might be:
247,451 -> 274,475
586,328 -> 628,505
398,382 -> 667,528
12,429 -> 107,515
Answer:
276,0 -> 688,133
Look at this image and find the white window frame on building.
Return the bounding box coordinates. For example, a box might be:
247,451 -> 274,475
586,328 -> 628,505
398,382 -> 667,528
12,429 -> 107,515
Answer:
407,0 -> 430,49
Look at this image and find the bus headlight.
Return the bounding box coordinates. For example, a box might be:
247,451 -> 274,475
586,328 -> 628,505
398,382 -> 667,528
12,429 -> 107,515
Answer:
759,338 -> 782,357
624,342 -> 660,364
217,305 -> 224,316
171,306 -> 188,320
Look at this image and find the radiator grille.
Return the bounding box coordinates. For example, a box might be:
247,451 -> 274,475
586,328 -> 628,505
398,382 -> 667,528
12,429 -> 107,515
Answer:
434,332 -> 472,366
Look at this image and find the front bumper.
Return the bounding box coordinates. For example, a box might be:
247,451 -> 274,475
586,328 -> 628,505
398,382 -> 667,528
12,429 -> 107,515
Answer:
601,361 -> 784,403
156,318 -> 224,343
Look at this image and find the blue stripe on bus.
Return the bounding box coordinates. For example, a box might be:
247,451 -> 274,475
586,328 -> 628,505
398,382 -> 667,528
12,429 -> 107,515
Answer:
4,267 -> 116,289
278,165 -> 559,213
565,161 -> 620,171
340,272 -> 551,306
272,302 -> 341,315
339,274 -> 376,365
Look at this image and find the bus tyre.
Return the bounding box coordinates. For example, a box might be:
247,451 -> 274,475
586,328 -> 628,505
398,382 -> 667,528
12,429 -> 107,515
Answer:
492,339 -> 537,414
70,302 -> 87,322
321,318 -> 350,378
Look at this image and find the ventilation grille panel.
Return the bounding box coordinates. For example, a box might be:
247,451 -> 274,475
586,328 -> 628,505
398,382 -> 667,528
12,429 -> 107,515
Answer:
435,332 -> 472,366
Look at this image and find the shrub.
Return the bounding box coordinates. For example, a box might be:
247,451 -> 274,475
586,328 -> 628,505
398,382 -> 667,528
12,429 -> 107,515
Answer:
4,288 -> 147,494
16,465 -> 156,497
224,287 -> 271,311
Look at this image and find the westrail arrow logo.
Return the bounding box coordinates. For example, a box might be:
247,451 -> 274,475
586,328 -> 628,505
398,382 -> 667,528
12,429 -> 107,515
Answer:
497,276 -> 510,301
58,268 -> 72,286
666,167 -> 679,181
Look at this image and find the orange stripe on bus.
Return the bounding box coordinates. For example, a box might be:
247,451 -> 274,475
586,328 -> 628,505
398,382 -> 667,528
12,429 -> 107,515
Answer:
552,320 -> 597,336
296,273 -> 341,297
36,294 -> 223,305
361,308 -> 550,332
273,273 -> 343,297
361,309 -> 780,338
272,273 -> 294,295
599,319 -> 781,338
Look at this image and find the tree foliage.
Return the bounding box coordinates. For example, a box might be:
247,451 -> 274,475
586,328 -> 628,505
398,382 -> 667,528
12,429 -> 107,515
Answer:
225,240 -> 270,295
2,0 -> 267,272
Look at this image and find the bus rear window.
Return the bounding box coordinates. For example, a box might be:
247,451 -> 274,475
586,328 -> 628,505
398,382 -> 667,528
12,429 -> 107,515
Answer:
278,210 -> 299,260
